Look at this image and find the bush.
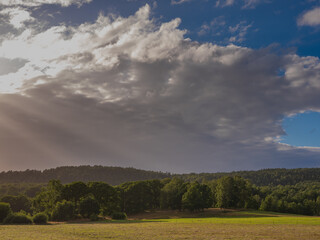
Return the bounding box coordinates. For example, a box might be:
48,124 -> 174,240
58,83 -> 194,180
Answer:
79,197 -> 100,218
33,213 -> 48,224
0,202 -> 12,223
111,212 -> 127,220
3,213 -> 32,224
89,213 -> 99,221
51,200 -> 75,221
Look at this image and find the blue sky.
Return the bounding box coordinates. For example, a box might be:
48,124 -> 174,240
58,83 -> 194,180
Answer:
0,0 -> 319,172
32,0 -> 320,56
281,111 -> 320,147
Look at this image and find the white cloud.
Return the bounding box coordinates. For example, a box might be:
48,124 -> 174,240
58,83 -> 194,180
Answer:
0,0 -> 92,7
171,0 -> 192,5
242,0 -> 263,9
198,16 -> 226,36
228,21 -> 253,43
215,0 -> 234,8
215,0 -> 266,9
198,18 -> 252,44
297,7 -> 320,26
0,4 -> 320,172
0,7 -> 34,29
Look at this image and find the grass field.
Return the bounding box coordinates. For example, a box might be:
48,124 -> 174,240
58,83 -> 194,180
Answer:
0,210 -> 319,240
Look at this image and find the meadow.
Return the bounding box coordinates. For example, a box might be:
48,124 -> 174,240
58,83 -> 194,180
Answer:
0,210 -> 319,240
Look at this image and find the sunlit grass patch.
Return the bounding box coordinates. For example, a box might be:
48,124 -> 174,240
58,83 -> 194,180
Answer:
0,210 -> 319,240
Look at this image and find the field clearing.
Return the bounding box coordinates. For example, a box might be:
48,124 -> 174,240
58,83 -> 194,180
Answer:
0,210 -> 319,240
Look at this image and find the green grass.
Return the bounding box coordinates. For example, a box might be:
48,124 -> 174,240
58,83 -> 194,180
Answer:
0,210 -> 319,240
144,216 -> 320,225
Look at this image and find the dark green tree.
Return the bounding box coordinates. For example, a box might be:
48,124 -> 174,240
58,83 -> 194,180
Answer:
160,178 -> 188,210
88,182 -> 119,215
51,200 -> 75,221
182,182 -> 213,212
119,180 -> 159,214
79,197 -> 100,218
32,180 -> 64,215
0,195 -> 31,213
62,181 -> 89,208
215,176 -> 253,209
182,182 -> 203,212
0,202 -> 11,222
215,176 -> 236,208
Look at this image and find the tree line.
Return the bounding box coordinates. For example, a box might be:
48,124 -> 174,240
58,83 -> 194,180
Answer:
1,166 -> 320,187
178,168 -> 320,186
0,166 -> 170,185
0,176 -> 319,223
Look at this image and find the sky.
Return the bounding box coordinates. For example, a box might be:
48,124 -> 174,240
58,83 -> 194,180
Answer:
0,0 -> 320,173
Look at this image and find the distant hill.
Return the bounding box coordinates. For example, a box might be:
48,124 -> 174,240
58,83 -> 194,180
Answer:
0,166 -> 319,186
0,165 -> 171,185
177,168 -> 320,186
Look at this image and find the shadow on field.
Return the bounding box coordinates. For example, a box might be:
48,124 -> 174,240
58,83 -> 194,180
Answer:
52,209 -> 285,225
126,208 -> 282,220
63,220 -> 166,225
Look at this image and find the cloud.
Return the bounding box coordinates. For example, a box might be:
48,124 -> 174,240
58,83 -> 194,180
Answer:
215,0 -> 266,9
228,21 -> 253,42
215,0 -> 234,8
171,0 -> 192,5
0,4 -> 320,172
242,0 -> 264,9
198,18 -> 253,44
0,0 -> 92,7
297,7 -> 320,26
198,17 -> 226,36
0,57 -> 28,76
0,7 -> 34,29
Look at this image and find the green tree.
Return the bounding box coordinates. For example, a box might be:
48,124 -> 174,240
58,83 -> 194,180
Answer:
0,202 -> 12,222
119,180 -> 159,214
182,182 -> 213,212
182,182 -> 203,212
199,183 -> 214,209
160,178 -> 188,210
0,195 -> 31,213
88,182 -> 119,215
215,176 -> 253,209
215,177 -> 235,208
51,200 -> 75,221
79,197 -> 100,218
62,181 -> 89,208
32,180 -> 64,216
259,195 -> 276,211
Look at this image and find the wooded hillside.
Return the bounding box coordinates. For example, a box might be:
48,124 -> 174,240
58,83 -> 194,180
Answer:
178,168 -> 320,186
0,166 -> 320,186
0,166 -> 170,185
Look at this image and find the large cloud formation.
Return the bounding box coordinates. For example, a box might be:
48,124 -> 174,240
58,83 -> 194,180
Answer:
0,4 -> 320,172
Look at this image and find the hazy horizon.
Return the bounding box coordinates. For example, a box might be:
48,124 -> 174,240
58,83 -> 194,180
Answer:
1,164 -> 319,175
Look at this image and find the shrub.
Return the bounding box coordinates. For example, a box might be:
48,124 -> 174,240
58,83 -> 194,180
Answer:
33,213 -> 48,224
89,213 -> 99,221
3,213 -> 32,224
0,202 -> 12,223
79,197 -> 100,218
111,212 -> 127,220
51,200 -> 75,221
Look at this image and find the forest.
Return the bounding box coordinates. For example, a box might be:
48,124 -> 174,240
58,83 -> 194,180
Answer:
0,174 -> 319,224
0,166 -> 170,185
1,165 -> 320,186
